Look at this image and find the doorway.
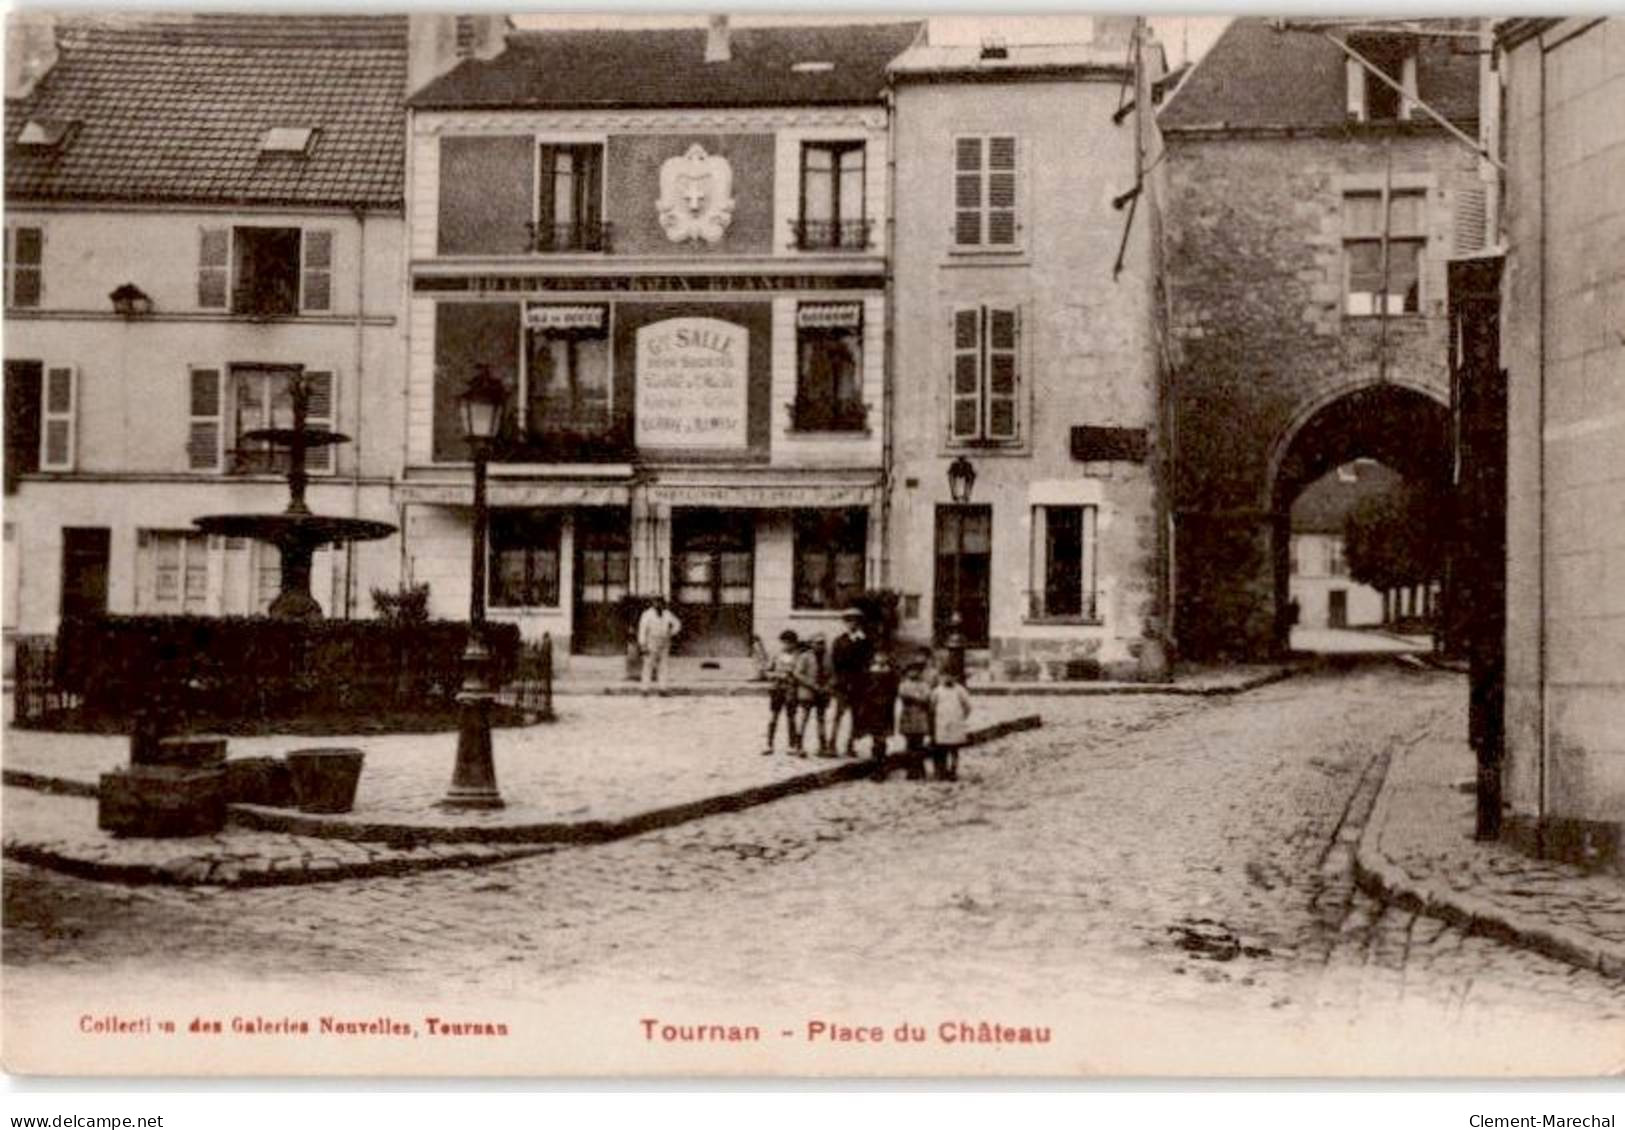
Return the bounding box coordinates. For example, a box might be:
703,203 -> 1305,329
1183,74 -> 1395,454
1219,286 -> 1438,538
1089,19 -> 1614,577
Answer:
60,527 -> 110,620
1328,589 -> 1348,629
572,508 -> 630,655
934,505 -> 991,647
671,508 -> 755,657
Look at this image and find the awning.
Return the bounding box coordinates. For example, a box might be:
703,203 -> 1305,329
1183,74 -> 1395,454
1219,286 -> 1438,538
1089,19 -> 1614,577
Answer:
398,481 -> 631,507
645,481 -> 876,508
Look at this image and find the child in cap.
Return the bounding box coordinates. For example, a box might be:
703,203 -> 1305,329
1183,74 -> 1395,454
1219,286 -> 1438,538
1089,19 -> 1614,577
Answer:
929,666 -> 972,781
896,654 -> 934,781
764,629 -> 801,756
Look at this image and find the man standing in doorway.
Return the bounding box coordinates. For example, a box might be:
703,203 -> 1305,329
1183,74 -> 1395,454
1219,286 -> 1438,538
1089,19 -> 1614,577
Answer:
828,607 -> 873,757
637,596 -> 682,694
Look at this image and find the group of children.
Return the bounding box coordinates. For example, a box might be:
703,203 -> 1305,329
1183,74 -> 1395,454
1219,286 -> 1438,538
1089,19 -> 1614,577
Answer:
763,629 -> 971,783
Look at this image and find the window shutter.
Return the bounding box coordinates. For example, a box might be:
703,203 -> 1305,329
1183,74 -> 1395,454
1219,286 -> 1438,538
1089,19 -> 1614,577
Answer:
198,227 -> 229,309
7,226 -> 43,307
303,370 -> 335,472
986,137 -> 1018,246
301,229 -> 333,312
536,144 -> 558,240
40,364 -> 76,470
950,307 -> 982,441
986,306 -> 1020,440
1452,186 -> 1488,256
953,137 -> 984,246
187,366 -> 223,471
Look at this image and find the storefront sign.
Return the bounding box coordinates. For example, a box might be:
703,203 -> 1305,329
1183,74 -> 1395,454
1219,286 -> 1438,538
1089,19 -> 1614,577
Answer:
797,302 -> 863,330
524,303 -> 607,332
398,482 -> 630,507
647,483 -> 875,507
414,273 -> 883,295
635,317 -> 749,449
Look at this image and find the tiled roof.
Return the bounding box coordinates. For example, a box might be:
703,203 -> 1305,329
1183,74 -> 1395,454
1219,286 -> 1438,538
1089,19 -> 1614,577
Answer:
410,22 -> 923,110
1160,17 -> 1479,133
887,40 -> 1130,80
1291,461 -> 1405,534
5,15 -> 407,209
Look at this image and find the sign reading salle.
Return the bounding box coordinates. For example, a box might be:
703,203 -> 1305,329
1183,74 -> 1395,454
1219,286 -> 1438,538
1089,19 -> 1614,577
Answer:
635,317 -> 748,449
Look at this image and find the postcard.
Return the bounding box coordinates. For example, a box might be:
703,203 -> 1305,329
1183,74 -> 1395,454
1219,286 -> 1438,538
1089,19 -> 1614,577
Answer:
4,10 -> 1622,1078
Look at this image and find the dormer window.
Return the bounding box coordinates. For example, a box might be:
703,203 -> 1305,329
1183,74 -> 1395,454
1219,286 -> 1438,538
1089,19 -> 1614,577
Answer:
1346,37 -> 1417,123
15,118 -> 76,151
260,127 -> 318,156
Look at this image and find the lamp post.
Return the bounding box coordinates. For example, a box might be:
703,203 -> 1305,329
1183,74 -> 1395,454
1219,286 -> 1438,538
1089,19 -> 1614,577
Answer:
440,365 -> 509,811
944,455 -> 977,681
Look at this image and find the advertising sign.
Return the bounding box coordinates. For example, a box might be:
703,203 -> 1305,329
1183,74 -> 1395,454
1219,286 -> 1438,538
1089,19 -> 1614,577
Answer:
634,317 -> 749,449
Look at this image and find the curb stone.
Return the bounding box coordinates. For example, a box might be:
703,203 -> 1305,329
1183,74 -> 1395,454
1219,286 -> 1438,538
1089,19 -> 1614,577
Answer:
3,716 -> 1042,886
1350,738 -> 1625,982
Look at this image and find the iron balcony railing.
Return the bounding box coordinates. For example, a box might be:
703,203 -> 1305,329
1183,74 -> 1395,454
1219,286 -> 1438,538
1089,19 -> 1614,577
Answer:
789,218 -> 873,252
527,220 -> 612,253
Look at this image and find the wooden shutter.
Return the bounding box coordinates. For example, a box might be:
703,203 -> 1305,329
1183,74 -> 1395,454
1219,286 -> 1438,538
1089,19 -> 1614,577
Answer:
986,306 -> 1020,440
7,225 -> 43,307
303,370 -> 336,472
986,136 -> 1018,247
187,366 -> 223,471
953,137 -> 984,246
1452,185 -> 1488,256
40,364 -> 76,470
536,144 -> 558,237
198,227 -> 229,308
950,307 -> 982,440
301,229 -> 333,312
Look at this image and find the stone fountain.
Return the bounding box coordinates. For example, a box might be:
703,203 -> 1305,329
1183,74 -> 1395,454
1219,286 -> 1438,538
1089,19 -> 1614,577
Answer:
193,369 -> 395,619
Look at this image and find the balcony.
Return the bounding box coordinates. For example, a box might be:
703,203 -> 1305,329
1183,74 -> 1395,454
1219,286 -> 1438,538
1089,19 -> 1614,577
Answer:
526,220 -> 612,254
789,218 -> 873,252
787,398 -> 870,435
494,417 -> 633,464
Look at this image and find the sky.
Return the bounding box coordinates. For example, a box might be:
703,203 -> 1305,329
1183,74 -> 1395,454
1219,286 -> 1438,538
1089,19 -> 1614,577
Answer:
508,12 -> 1232,68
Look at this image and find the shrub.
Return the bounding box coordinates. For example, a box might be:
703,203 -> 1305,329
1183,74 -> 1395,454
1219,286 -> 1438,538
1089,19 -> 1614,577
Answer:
371,582 -> 431,624
54,615 -> 520,729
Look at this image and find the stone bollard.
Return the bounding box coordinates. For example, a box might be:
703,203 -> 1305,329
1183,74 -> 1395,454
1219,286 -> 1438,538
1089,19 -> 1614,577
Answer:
100,734 -> 230,838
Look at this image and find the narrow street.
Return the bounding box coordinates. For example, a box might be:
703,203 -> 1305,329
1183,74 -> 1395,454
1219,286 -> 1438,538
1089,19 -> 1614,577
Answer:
6,664 -> 1622,1073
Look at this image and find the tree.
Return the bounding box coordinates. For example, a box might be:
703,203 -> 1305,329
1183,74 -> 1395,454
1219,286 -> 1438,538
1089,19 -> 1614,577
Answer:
1344,481 -> 1445,594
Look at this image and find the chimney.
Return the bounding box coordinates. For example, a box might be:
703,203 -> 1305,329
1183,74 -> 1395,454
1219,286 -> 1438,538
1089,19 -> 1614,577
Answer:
6,12 -> 58,100
407,13 -> 508,96
705,14 -> 730,64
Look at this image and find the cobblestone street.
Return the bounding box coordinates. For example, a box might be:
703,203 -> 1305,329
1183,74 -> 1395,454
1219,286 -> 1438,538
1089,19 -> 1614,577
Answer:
6,664 -> 1623,1074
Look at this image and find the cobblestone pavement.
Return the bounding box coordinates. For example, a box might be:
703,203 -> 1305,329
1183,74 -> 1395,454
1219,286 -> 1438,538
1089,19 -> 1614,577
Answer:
6,665 -> 1623,1074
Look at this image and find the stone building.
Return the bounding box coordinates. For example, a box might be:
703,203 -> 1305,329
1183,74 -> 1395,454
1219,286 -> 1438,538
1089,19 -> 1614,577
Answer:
1494,17 -> 1625,867
2,14 -> 411,662
885,20 -> 1171,680
1158,18 -> 1484,659
401,20 -> 918,658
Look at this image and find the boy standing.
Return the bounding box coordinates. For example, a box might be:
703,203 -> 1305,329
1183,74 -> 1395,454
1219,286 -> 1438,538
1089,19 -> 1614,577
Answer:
763,630 -> 802,756
897,656 -> 933,781
929,667 -> 972,782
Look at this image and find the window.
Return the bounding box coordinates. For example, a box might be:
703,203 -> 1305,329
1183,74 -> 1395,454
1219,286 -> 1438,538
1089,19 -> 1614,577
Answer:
490,510 -> 562,609
793,509 -> 868,610
1345,38 -> 1416,123
793,303 -> 865,431
534,144 -> 606,252
523,304 -> 611,441
953,135 -> 1019,249
260,127 -> 318,156
1028,505 -> 1099,621
1328,538 -> 1348,577
195,366 -> 335,475
950,305 -> 1021,444
5,225 -> 42,308
1344,189 -> 1425,316
16,118 -> 77,151
137,530 -> 210,614
796,142 -> 868,250
197,226 -> 334,316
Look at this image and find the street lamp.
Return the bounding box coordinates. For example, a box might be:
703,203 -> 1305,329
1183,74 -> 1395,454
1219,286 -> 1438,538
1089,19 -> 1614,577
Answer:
944,456 -> 977,680
440,365 -> 509,811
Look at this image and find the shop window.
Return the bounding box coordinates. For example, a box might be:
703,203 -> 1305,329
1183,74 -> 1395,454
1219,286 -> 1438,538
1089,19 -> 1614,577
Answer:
793,509 -> 868,610
197,226 -> 333,316
1344,189 -> 1425,316
1028,505 -> 1098,621
793,303 -> 865,432
490,510 -> 562,609
795,142 -> 868,250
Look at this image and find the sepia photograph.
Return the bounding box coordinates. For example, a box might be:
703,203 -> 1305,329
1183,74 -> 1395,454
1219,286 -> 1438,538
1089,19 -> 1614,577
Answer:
2,6 -> 1622,1081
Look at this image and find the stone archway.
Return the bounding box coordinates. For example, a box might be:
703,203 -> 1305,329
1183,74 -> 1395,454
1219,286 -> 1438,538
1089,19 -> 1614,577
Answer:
1266,381 -> 1451,653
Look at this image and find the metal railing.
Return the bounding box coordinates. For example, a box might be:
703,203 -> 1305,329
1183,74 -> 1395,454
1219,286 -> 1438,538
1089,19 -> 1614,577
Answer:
504,634 -> 556,721
527,221 -> 612,253
789,218 -> 873,251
